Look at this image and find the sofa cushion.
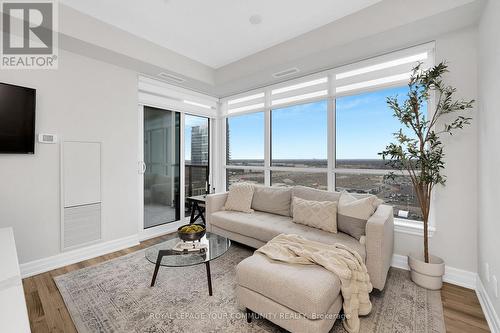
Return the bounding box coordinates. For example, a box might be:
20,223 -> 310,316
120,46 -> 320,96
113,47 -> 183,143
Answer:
224,183 -> 255,213
291,186 -> 340,216
210,210 -> 365,260
292,197 -> 337,233
237,253 -> 341,318
251,186 -> 291,216
338,191 -> 378,240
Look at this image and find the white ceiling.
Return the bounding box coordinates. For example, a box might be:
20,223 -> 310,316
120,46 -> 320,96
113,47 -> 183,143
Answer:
60,0 -> 381,69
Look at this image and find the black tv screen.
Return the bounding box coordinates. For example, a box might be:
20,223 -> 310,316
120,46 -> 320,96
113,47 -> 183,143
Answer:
0,82 -> 36,154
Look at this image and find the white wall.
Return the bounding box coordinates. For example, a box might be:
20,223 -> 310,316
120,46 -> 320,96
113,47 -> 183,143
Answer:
393,27 -> 478,273
478,0 -> 500,317
0,49 -> 139,264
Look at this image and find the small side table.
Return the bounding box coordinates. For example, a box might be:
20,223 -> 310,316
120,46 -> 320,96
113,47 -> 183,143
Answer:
186,195 -> 207,225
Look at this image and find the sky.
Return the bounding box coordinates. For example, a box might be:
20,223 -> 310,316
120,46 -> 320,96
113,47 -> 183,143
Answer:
184,114 -> 208,161
227,85 -> 417,160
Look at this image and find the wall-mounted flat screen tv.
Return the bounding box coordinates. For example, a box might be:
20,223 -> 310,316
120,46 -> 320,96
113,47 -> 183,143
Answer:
0,82 -> 36,154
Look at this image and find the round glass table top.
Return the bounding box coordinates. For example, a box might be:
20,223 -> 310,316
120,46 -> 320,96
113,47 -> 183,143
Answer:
145,232 -> 231,267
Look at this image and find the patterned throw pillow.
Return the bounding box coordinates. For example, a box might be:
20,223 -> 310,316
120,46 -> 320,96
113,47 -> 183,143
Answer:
224,183 -> 255,213
337,191 -> 378,240
292,196 -> 338,233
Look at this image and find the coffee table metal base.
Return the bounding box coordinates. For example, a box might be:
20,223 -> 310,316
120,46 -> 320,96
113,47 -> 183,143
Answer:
150,249 -> 213,296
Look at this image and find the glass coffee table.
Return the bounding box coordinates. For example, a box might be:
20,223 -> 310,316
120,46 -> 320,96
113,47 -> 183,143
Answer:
145,232 -> 231,296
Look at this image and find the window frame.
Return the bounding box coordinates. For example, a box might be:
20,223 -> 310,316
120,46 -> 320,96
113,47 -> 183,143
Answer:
220,43 -> 436,236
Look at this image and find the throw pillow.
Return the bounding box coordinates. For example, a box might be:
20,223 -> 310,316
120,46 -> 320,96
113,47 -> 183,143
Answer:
251,185 -> 292,216
290,186 -> 340,216
224,183 -> 255,213
337,191 -> 378,240
292,196 -> 338,233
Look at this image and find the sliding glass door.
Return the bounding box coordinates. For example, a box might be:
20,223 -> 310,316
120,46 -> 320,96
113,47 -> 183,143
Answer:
143,106 -> 180,228
184,114 -> 210,217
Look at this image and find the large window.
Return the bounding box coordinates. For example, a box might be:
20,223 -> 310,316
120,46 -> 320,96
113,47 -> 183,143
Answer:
222,45 -> 434,223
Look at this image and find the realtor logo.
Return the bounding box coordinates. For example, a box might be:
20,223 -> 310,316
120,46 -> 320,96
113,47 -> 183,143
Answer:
1,0 -> 58,69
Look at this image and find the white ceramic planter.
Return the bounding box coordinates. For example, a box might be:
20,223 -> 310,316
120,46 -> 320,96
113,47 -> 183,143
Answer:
408,253 -> 445,290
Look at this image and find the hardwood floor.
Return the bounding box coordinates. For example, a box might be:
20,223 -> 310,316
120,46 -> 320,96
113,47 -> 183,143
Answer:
23,234 -> 490,333
441,283 -> 490,332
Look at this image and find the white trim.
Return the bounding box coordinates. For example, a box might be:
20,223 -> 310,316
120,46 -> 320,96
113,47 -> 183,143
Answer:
224,165 -> 266,171
219,117 -> 227,192
138,76 -> 217,118
228,92 -> 265,105
391,254 -> 477,289
327,97 -> 335,191
264,91 -> 271,186
443,267 -> 478,290
333,168 -> 408,175
180,113 -> 186,222
20,234 -> 140,278
138,105 -> 145,233
139,220 -> 186,242
267,95 -> 329,111
391,253 -> 410,271
477,277 -> 500,333
394,218 -> 435,237
336,52 -> 428,80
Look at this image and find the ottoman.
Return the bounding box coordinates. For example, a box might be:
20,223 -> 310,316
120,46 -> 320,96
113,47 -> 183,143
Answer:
236,253 -> 343,333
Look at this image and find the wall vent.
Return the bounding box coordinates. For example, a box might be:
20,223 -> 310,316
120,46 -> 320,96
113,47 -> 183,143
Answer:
272,67 -> 300,78
158,72 -> 186,83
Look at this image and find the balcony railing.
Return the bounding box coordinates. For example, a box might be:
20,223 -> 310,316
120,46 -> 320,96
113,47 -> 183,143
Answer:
185,164 -> 209,198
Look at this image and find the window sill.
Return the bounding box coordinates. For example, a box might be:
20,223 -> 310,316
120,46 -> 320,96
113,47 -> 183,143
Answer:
394,218 -> 435,237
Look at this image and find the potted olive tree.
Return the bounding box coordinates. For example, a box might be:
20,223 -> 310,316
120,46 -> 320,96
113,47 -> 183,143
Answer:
380,62 -> 474,289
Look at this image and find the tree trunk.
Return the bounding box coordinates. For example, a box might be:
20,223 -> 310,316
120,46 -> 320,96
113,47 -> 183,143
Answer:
423,215 -> 429,263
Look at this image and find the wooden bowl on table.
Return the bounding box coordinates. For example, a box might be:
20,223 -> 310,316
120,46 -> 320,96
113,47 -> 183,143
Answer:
177,224 -> 206,242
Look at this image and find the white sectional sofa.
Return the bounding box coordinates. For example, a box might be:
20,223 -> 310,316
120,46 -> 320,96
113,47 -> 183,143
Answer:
206,185 -> 394,290
206,185 -> 394,333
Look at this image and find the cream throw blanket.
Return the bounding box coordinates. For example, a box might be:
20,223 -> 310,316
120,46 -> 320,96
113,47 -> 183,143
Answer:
256,234 -> 372,333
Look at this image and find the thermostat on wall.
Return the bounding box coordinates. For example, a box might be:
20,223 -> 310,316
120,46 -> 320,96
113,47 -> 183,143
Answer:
38,133 -> 58,143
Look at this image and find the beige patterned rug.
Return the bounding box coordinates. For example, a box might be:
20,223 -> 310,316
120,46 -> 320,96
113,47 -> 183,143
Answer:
54,243 -> 445,333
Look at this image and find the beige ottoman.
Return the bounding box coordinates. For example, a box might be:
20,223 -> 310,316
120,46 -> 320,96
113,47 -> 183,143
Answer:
236,253 -> 343,333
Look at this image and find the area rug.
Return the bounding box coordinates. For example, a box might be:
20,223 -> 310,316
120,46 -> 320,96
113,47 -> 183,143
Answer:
54,244 -> 445,333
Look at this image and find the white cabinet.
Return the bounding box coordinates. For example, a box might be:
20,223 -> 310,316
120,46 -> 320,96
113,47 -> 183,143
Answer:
0,227 -> 31,332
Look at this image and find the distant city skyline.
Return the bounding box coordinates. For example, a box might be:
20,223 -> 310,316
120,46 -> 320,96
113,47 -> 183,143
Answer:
185,114 -> 208,162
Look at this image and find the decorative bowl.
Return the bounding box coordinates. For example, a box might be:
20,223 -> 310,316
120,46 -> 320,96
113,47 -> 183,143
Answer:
177,224 -> 206,242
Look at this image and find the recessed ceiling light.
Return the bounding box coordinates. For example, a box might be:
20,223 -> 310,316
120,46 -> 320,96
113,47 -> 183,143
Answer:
249,14 -> 262,25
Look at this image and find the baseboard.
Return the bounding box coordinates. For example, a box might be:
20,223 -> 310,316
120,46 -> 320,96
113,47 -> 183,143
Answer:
476,277 -> 500,333
20,234 -> 140,278
391,253 -> 410,270
391,254 -> 477,289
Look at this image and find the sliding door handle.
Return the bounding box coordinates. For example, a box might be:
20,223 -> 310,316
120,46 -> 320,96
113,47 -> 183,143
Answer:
139,161 -> 147,174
